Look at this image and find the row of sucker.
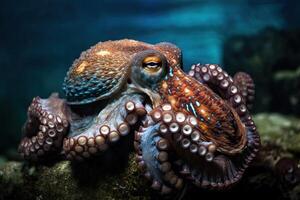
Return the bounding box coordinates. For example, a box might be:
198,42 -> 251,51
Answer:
188,64 -> 260,189
134,113 -> 184,195
233,72 -> 255,110
149,102 -> 248,190
150,103 -> 217,163
63,99 -> 146,161
18,95 -> 69,161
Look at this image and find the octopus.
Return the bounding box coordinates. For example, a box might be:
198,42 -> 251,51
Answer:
18,39 -> 260,194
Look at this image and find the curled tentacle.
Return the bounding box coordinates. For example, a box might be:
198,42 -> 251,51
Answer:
161,66 -> 247,155
146,103 -> 259,190
19,93 -> 70,161
188,64 -> 255,113
155,65 -> 260,189
187,64 -> 260,147
134,113 -> 184,195
233,72 -> 255,110
150,105 -> 217,162
63,94 -> 147,161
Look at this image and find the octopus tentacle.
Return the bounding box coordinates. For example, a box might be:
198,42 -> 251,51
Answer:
188,64 -> 255,112
150,105 -> 217,162
233,72 -> 255,110
162,65 -> 247,155
134,114 -> 184,195
18,93 -> 69,161
188,64 -> 244,108
148,103 -> 259,190
139,104 -> 222,190
63,94 -> 146,161
184,64 -> 260,188
187,64 -> 259,137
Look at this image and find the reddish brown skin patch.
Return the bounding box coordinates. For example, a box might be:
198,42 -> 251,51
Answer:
159,66 -> 247,155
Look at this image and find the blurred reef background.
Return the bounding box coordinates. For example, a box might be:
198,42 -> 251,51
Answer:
1,0 -> 300,199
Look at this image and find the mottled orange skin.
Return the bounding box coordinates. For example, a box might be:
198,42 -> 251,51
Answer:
160,66 -> 247,155
64,39 -> 182,104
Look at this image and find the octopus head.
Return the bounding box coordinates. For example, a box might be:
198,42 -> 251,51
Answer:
131,50 -> 168,89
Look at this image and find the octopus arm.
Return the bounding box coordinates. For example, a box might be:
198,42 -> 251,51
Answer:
63,93 -> 147,161
188,64 -> 255,111
182,64 -> 260,189
161,66 -> 248,155
146,101 -> 259,190
134,115 -> 184,195
19,93 -> 70,162
233,72 -> 255,110
187,64 -> 260,153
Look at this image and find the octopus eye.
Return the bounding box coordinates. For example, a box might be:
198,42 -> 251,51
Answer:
142,56 -> 162,73
131,50 -> 167,89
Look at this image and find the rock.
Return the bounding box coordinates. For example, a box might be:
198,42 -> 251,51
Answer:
1,113 -> 300,200
0,154 -> 154,200
0,161 -> 28,199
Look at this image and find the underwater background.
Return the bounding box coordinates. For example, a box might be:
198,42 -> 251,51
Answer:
1,0 -> 300,199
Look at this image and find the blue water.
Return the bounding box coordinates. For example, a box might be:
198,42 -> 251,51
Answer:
0,0 -> 299,151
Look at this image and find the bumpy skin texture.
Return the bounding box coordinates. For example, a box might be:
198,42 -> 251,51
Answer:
19,93 -> 70,161
18,39 -> 260,195
134,64 -> 260,193
63,40 -> 181,105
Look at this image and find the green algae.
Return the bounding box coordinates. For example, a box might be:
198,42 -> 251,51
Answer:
254,113 -> 300,153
